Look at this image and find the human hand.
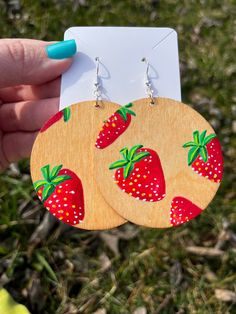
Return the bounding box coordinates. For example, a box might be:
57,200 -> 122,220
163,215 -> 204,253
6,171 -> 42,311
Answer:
0,38 -> 76,171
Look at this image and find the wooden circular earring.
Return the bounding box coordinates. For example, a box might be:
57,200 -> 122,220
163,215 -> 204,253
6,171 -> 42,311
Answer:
30,57 -> 126,230
94,58 -> 224,228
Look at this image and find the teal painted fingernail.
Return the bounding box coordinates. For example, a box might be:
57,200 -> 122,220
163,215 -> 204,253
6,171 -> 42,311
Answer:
46,40 -> 77,59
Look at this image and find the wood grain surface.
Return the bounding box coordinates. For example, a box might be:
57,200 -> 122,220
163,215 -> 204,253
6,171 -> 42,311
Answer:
30,101 -> 126,230
94,97 -> 222,228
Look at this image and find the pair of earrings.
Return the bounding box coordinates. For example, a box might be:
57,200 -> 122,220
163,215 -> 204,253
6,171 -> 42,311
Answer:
30,58 -> 224,230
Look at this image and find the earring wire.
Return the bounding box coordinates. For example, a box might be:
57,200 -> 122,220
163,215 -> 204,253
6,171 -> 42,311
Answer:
142,58 -> 155,105
94,57 -> 102,108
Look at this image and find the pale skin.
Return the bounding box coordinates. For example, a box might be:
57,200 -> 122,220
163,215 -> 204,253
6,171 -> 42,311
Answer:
0,39 -> 73,171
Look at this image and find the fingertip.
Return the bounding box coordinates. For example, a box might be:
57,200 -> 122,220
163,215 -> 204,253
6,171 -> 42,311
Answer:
48,56 -> 74,75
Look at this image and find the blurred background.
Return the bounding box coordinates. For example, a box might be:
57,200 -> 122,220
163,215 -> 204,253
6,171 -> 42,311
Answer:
0,1 -> 235,313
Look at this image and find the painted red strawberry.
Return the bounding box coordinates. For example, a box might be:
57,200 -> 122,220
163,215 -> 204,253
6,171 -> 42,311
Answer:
95,103 -> 136,149
170,196 -> 202,226
109,145 -> 166,202
183,130 -> 223,183
33,164 -> 84,225
40,107 -> 71,132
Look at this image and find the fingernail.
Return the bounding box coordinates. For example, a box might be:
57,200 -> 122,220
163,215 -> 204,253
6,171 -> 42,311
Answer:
46,40 -> 77,59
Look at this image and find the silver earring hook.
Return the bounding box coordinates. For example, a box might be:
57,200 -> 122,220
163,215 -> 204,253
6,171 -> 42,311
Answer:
142,58 -> 155,106
95,56 -> 100,77
94,57 -> 102,108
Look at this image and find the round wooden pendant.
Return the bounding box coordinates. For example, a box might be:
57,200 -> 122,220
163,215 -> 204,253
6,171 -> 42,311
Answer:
94,98 -> 224,228
30,101 -> 126,230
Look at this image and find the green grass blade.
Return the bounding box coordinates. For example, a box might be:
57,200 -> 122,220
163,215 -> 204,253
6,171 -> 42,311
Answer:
36,252 -> 58,283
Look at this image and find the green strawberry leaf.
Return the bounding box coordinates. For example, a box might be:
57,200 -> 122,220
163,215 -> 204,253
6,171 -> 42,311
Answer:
62,107 -> 71,122
125,108 -> 136,116
203,133 -> 216,145
50,165 -> 63,180
41,165 -> 50,181
199,130 -> 207,145
128,144 -> 143,160
33,180 -> 48,191
117,109 -> 128,122
42,184 -> 55,202
109,160 -> 129,170
124,162 -> 134,179
132,152 -> 150,162
193,130 -> 200,145
188,146 -> 200,166
124,103 -> 133,108
120,147 -> 128,159
117,103 -> 136,121
200,146 -> 208,162
183,141 -> 198,148
52,175 -> 71,185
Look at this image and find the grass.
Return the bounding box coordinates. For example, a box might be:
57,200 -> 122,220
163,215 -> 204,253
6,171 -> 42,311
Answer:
0,0 -> 236,313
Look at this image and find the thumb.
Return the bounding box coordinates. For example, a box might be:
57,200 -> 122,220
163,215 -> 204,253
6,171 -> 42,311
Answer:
0,39 -> 76,88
